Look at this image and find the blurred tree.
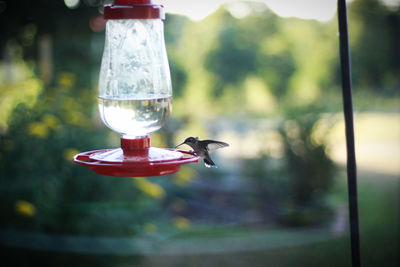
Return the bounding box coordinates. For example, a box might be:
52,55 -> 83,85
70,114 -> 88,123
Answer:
204,6 -> 268,97
349,0 -> 400,94
205,19 -> 258,96
242,105 -> 336,227
164,14 -> 190,98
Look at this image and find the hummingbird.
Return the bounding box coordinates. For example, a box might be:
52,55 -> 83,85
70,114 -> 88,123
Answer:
175,137 -> 229,168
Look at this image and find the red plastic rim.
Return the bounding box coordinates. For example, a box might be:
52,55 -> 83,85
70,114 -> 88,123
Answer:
74,149 -> 199,177
104,0 -> 165,20
73,137 -> 199,177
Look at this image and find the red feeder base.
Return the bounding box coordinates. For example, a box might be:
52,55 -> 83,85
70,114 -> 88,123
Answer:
73,137 -> 199,177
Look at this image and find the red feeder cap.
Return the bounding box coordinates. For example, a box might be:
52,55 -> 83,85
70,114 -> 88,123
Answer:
104,0 -> 165,20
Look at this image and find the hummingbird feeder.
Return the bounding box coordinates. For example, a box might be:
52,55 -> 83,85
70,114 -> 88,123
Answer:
73,0 -> 199,177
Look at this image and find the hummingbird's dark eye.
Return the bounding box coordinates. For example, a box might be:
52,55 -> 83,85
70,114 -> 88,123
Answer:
185,137 -> 195,143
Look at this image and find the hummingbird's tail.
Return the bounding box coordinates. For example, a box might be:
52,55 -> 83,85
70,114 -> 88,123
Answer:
203,157 -> 217,168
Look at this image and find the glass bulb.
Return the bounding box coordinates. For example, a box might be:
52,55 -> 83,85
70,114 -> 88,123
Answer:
98,19 -> 172,138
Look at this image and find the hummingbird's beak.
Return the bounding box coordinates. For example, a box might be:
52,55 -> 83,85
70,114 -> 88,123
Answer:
175,142 -> 185,148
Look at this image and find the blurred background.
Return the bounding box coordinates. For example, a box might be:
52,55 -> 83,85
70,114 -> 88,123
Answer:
0,0 -> 398,266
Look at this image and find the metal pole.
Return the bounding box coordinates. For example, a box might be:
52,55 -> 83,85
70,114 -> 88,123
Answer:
337,0 -> 361,266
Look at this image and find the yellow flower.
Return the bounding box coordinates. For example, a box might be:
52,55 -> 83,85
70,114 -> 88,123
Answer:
64,148 -> 80,161
173,166 -> 196,187
135,179 -> 165,199
173,216 -> 191,230
15,200 -> 35,217
58,72 -> 76,87
28,122 -> 49,138
64,111 -> 87,126
143,223 -> 158,234
42,114 -> 60,130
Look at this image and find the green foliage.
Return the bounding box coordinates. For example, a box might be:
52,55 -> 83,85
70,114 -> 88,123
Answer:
349,0 -> 400,94
258,50 -> 296,98
205,12 -> 258,96
0,88 -> 159,236
0,2 -> 162,239
242,106 -> 336,226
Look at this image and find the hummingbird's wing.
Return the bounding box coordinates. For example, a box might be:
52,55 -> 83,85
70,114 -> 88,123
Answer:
202,140 -> 229,151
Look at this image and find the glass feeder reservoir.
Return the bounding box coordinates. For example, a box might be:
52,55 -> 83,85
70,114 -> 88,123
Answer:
98,13 -> 172,138
74,0 -> 198,177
